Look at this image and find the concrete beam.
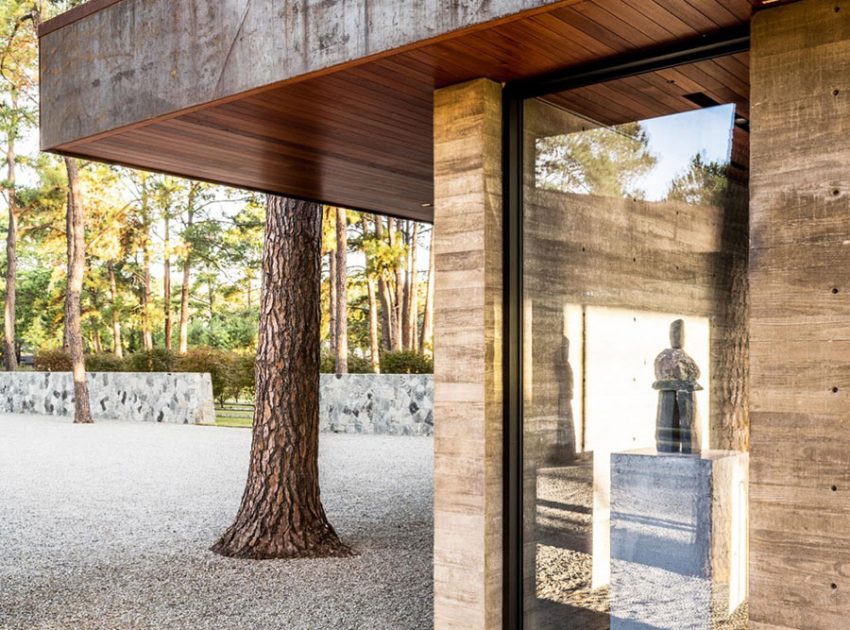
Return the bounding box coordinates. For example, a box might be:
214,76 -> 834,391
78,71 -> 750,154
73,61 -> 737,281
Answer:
39,0 -> 561,150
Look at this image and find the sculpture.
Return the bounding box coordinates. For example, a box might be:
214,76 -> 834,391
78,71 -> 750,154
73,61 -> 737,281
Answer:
653,319 -> 702,454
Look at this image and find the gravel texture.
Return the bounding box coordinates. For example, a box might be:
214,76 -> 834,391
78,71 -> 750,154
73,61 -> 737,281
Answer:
0,413 -> 433,630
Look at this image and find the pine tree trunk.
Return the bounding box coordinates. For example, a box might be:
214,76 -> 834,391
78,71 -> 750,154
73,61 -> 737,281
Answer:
421,230 -> 435,354
178,204 -> 193,355
108,261 -> 123,358
4,128 -> 17,371
211,195 -> 353,559
163,215 -> 172,350
374,217 -> 393,351
334,207 -> 348,375
407,222 -> 419,351
367,277 -> 380,373
389,219 -> 404,351
141,209 -> 153,351
63,157 -> 93,425
360,216 -> 380,373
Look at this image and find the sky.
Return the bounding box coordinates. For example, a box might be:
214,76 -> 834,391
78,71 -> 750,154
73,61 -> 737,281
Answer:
636,104 -> 737,201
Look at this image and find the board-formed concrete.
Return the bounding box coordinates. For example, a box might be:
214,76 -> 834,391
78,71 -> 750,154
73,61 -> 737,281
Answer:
0,371 -> 215,425
750,1 -> 850,628
433,78 -> 503,630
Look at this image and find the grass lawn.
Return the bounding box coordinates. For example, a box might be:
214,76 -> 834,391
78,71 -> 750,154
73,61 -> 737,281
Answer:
214,401 -> 253,428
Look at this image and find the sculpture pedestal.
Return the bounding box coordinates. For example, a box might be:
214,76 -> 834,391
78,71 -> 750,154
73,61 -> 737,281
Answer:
609,449 -> 748,630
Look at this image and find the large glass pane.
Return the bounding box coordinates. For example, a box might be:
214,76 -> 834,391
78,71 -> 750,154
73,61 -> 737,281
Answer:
521,54 -> 750,630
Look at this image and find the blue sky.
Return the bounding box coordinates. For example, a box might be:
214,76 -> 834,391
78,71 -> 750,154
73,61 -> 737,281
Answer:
639,104 -> 737,201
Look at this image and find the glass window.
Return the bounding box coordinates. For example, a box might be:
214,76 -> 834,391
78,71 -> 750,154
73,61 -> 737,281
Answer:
520,54 -> 750,630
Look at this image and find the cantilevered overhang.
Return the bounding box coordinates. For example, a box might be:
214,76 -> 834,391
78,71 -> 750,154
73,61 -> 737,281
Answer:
40,0 -> 756,221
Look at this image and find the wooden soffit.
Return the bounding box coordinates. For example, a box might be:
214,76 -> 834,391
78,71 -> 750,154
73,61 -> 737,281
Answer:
40,0 -> 756,221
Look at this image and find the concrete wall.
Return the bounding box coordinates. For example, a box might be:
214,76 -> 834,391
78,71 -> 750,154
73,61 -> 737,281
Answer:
750,1 -> 850,628
0,371 -> 215,425
433,78 -> 503,630
39,0 -> 560,150
320,374 -> 433,436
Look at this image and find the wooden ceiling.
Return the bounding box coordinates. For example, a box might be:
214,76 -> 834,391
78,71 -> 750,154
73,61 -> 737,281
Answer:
57,0 -> 755,221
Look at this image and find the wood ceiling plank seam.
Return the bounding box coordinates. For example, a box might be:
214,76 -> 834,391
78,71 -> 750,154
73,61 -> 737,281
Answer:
572,1 -> 665,47
523,13 -> 605,63
349,59 -> 437,96
245,84 -> 433,129
122,124 -> 429,188
693,58 -> 750,98
682,0 -> 740,26
545,87 -> 643,125
186,105 -> 431,168
714,0 -> 754,21
546,8 -> 624,56
343,64 -> 436,101
550,5 -> 637,51
652,0 -> 723,32
467,21 -> 583,71
592,0 -> 684,41
620,0 -> 700,38
162,118 -> 432,183
228,98 -> 432,141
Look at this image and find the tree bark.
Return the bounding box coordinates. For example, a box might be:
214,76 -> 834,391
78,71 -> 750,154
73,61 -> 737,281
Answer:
407,222 -> 419,351
178,196 -> 194,355
334,207 -> 348,375
389,219 -> 404,351
211,195 -> 353,559
140,187 -> 153,351
421,229 -> 435,354
163,213 -> 172,350
374,217 -> 393,351
107,260 -> 123,358
360,216 -> 380,373
4,122 -> 17,371
63,157 -> 93,425
327,207 -> 337,357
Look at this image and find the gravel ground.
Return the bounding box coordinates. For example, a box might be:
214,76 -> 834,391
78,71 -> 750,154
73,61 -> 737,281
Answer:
0,414 -> 433,630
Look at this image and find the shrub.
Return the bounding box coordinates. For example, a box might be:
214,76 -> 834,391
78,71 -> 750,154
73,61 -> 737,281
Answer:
320,351 -> 375,374
125,348 -> 176,373
226,352 -> 256,401
85,353 -> 126,372
34,349 -> 71,372
174,347 -> 230,404
380,350 -> 433,374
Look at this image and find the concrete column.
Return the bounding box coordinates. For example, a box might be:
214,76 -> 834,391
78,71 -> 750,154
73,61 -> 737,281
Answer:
750,2 -> 850,628
432,78 -> 503,630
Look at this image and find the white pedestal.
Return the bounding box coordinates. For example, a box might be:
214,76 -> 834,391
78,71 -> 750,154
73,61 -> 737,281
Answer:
609,449 -> 748,630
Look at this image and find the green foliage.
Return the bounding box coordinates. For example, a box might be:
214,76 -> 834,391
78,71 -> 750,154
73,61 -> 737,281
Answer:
34,349 -> 71,372
666,153 -> 730,206
227,352 -> 256,401
85,353 -> 125,372
125,348 -> 176,373
380,350 -> 433,374
320,351 -> 374,374
174,347 -> 230,403
535,121 -> 657,198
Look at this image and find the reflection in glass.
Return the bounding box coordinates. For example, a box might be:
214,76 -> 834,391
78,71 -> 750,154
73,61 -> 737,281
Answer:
521,60 -> 749,630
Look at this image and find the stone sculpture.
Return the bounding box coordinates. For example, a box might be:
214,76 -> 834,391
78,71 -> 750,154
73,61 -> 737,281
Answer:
653,319 -> 702,454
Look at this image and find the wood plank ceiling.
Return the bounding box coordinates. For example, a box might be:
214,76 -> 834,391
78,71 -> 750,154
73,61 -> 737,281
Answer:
56,0 -> 755,221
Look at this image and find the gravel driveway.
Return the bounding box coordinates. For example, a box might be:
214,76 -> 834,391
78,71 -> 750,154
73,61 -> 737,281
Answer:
0,414 -> 433,630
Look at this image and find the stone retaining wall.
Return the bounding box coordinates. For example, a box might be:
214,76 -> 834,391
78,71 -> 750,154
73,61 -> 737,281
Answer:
0,372 -> 433,435
0,372 -> 215,425
320,374 -> 433,436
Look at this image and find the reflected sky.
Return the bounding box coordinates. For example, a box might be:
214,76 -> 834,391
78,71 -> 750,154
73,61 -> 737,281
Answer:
640,104 -> 736,201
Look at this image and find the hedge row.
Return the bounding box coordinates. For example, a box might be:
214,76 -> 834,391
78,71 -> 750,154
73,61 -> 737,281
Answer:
34,347 -> 433,403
